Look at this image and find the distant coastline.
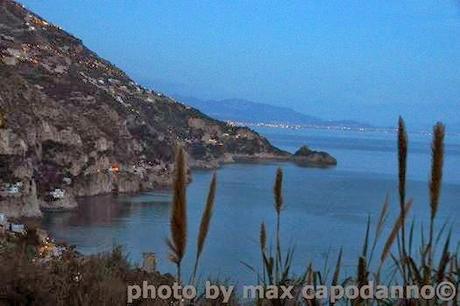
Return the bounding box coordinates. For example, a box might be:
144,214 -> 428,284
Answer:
225,120 -> 460,137
226,120 -> 383,132
173,95 -> 374,130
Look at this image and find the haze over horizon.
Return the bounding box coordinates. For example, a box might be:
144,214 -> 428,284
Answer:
19,0 -> 460,130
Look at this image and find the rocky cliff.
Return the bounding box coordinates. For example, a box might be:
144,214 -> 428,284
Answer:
0,0 -> 289,217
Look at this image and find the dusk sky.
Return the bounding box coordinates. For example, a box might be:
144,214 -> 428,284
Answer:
20,0 -> 460,129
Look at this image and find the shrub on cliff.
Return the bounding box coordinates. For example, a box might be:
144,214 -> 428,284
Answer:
0,110 -> 6,129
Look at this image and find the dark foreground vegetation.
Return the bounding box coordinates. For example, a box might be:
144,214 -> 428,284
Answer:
0,236 -> 175,305
1,118 -> 459,305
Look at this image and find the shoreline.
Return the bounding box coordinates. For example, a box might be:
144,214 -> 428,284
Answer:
3,151 -> 337,220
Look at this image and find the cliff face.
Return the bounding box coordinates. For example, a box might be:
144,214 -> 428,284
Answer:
0,0 -> 288,217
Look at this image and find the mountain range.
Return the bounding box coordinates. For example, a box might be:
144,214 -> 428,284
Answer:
175,96 -> 372,128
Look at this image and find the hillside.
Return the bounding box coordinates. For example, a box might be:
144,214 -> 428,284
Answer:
0,0 -> 288,217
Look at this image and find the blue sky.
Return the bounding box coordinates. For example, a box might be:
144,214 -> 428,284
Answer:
20,0 -> 460,128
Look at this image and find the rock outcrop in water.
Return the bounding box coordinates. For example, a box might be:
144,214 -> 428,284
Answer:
291,145 -> 337,167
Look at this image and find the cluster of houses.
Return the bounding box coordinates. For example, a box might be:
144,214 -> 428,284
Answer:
46,177 -> 71,201
0,180 -> 67,201
78,69 -> 169,113
0,212 -> 67,260
0,213 -> 25,235
0,181 -> 23,197
37,235 -> 67,260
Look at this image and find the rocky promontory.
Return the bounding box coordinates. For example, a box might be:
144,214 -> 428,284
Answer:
0,0 -> 288,217
0,0 -> 335,218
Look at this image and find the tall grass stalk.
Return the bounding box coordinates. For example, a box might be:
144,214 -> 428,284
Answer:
260,222 -> 267,285
397,116 -> 409,284
378,199 -> 413,281
428,123 -> 445,268
168,146 -> 187,282
191,173 -> 217,285
368,195 -> 390,265
273,167 -> 284,284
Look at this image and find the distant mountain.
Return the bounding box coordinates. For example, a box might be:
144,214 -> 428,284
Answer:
175,96 -> 322,124
176,96 -> 372,128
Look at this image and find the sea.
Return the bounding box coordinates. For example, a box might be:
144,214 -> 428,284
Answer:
42,127 -> 460,286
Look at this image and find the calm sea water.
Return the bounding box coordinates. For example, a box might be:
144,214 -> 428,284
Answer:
42,127 -> 460,284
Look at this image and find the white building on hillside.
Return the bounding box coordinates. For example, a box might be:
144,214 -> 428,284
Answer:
50,188 -> 65,200
0,213 -> 7,226
8,186 -> 19,194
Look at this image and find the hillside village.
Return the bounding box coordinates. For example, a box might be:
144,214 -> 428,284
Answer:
0,0 -> 337,219
0,212 -> 69,261
0,0 -> 289,218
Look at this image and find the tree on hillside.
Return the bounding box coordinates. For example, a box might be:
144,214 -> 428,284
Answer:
0,109 -> 6,129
